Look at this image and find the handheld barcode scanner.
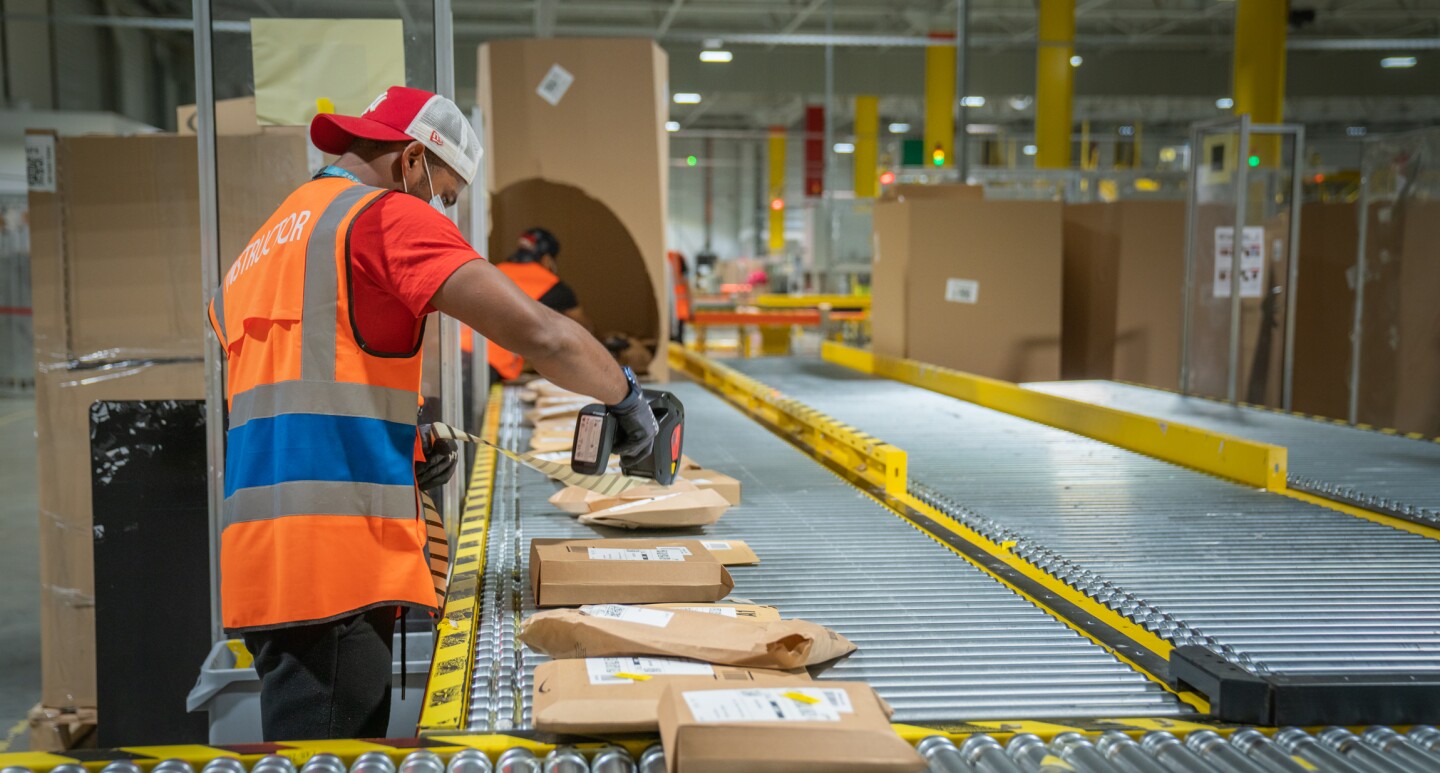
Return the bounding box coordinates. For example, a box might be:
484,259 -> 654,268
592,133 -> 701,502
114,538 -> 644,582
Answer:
571,390 -> 685,485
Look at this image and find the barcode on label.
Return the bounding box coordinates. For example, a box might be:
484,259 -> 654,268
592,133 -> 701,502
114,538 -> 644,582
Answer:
536,63 -> 576,106
586,656 -> 713,684
944,278 -> 980,304
701,540 -> 731,550
25,135 -> 57,192
580,604 -> 674,628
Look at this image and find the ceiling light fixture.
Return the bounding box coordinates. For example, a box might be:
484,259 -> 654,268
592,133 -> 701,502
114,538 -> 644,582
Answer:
665,121 -> 680,132
1069,55 -> 1083,67
1216,97 -> 1234,109
961,96 -> 986,107
887,122 -> 911,134
699,50 -> 733,63
673,92 -> 702,104
833,142 -> 855,154
1023,144 -> 1038,156
1380,56 -> 1416,69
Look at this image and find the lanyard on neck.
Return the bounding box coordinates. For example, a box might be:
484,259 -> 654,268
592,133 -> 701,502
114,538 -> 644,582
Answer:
315,165 -> 363,184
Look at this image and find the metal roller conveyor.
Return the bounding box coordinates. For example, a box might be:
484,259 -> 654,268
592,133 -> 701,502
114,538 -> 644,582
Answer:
725,358 -> 1440,678
466,383 -> 1186,730
1025,379 -> 1440,526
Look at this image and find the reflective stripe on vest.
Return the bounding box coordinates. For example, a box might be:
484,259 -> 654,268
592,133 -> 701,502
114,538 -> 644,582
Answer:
487,261 -> 561,381
213,179 -> 435,631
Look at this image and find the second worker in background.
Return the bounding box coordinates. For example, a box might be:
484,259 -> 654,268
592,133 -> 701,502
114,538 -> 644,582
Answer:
487,227 -> 594,383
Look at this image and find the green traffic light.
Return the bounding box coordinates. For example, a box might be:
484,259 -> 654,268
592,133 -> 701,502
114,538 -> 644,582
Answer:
1248,155 -> 1260,167
687,155 -> 698,167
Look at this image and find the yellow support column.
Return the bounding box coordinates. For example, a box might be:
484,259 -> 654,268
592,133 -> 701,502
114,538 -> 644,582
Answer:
768,127 -> 786,252
853,95 -> 879,197
1035,0 -> 1075,169
924,34 -> 956,168
1232,0 -> 1286,164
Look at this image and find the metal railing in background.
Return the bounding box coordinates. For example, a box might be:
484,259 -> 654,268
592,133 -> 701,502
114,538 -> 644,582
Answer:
0,193 -> 32,395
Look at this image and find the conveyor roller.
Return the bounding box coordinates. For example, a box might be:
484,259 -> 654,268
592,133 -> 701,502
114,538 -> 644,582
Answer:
727,358 -> 1440,679
467,382 -> 1185,729
1026,379 -> 1440,525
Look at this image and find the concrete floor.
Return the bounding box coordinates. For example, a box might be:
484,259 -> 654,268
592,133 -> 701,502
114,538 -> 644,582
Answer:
0,395 -> 40,742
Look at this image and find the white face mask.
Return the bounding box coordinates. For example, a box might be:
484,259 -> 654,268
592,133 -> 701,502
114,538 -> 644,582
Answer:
402,153 -> 446,214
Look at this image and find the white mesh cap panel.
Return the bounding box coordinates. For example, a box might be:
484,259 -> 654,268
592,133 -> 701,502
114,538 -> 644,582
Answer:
405,95 -> 481,184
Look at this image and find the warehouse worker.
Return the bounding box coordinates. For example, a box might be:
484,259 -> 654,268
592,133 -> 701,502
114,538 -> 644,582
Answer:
206,86 -> 658,741
486,227 -> 593,383
667,250 -> 693,343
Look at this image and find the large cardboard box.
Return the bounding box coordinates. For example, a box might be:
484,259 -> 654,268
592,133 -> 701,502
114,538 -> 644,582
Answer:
27,129 -> 308,708
532,658 -> 808,735
657,681 -> 926,773
529,539 -> 734,607
880,199 -> 1063,381
1061,201 -> 1185,388
1291,202 -> 1360,420
478,38 -> 670,378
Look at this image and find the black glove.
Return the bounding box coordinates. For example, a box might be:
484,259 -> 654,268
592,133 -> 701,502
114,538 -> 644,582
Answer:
609,367 -> 659,463
415,424 -> 459,491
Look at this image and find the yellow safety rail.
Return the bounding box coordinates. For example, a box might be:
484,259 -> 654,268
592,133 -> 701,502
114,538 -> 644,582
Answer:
754,293 -> 871,309
823,343 -> 1288,492
417,387 -> 502,731
669,344 -> 905,498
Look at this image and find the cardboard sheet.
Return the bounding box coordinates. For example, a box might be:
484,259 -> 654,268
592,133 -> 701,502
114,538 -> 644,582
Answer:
519,606 -> 856,669
530,539 -> 735,607
657,680 -> 925,772
250,19 -> 405,127
531,658 -> 808,734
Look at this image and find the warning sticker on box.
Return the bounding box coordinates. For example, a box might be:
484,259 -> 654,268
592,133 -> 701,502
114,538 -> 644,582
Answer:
580,605 -> 675,628
701,540 -> 731,551
683,688 -> 849,723
673,606 -> 738,617
587,546 -> 689,561
586,656 -> 714,685
536,63 -> 575,106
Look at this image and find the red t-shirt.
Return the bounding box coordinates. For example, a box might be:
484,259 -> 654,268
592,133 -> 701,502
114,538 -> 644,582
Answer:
347,192 -> 481,353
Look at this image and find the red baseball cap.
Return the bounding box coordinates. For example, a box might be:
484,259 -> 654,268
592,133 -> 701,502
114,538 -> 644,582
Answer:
310,86 -> 481,184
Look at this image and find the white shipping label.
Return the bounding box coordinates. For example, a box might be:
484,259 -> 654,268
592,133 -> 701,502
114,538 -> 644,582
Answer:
536,63 -> 575,106
580,604 -> 675,628
673,606 -> 738,617
585,656 -> 714,685
1213,226 -> 1265,298
683,688 -> 847,723
701,540 -> 731,551
25,134 -> 57,193
586,547 -> 689,561
944,278 -> 980,304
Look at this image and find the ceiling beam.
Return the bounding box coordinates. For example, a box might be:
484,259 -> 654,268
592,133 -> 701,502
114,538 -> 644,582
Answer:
657,0 -> 686,35
533,0 -> 557,37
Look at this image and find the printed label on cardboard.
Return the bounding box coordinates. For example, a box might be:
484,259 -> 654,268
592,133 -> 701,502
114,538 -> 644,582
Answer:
672,606 -> 738,617
580,604 -> 675,628
536,63 -> 576,106
944,278 -> 980,304
587,546 -> 689,561
26,134 -> 57,192
585,656 -> 714,685
701,540 -> 731,551
683,688 -> 848,723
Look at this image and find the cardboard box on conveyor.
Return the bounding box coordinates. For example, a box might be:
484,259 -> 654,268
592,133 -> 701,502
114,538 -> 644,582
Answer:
530,539 -> 735,607
531,657 -> 809,734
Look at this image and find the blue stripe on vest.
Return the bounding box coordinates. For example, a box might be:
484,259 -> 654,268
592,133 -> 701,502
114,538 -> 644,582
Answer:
224,413 -> 415,496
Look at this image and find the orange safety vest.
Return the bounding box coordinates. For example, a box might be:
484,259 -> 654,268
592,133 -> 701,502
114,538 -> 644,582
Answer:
668,251 -> 692,322
486,261 -> 560,381
207,178 -> 435,631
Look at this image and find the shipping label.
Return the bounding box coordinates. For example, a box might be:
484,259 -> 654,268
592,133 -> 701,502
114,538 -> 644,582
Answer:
683,688 -> 850,723
586,546 -> 689,561
672,606 -> 738,617
585,656 -> 714,685
580,604 -> 675,628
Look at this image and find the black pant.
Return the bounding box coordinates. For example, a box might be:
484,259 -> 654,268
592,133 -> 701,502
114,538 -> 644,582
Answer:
241,607 -> 396,741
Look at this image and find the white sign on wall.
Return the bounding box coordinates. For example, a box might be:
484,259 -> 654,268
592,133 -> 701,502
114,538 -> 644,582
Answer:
1213,226 -> 1264,298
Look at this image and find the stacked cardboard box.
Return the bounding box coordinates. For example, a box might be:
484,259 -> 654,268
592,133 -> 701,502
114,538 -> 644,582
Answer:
26,128 -> 308,731
1060,201 -> 1186,389
871,188 -> 1063,382
477,38 -> 670,379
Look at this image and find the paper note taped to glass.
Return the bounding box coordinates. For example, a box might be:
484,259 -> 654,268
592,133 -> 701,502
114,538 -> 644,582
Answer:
430,423 -> 647,496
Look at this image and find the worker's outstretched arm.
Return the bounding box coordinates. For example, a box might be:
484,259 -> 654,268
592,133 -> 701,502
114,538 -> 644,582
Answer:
430,259 -> 628,405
